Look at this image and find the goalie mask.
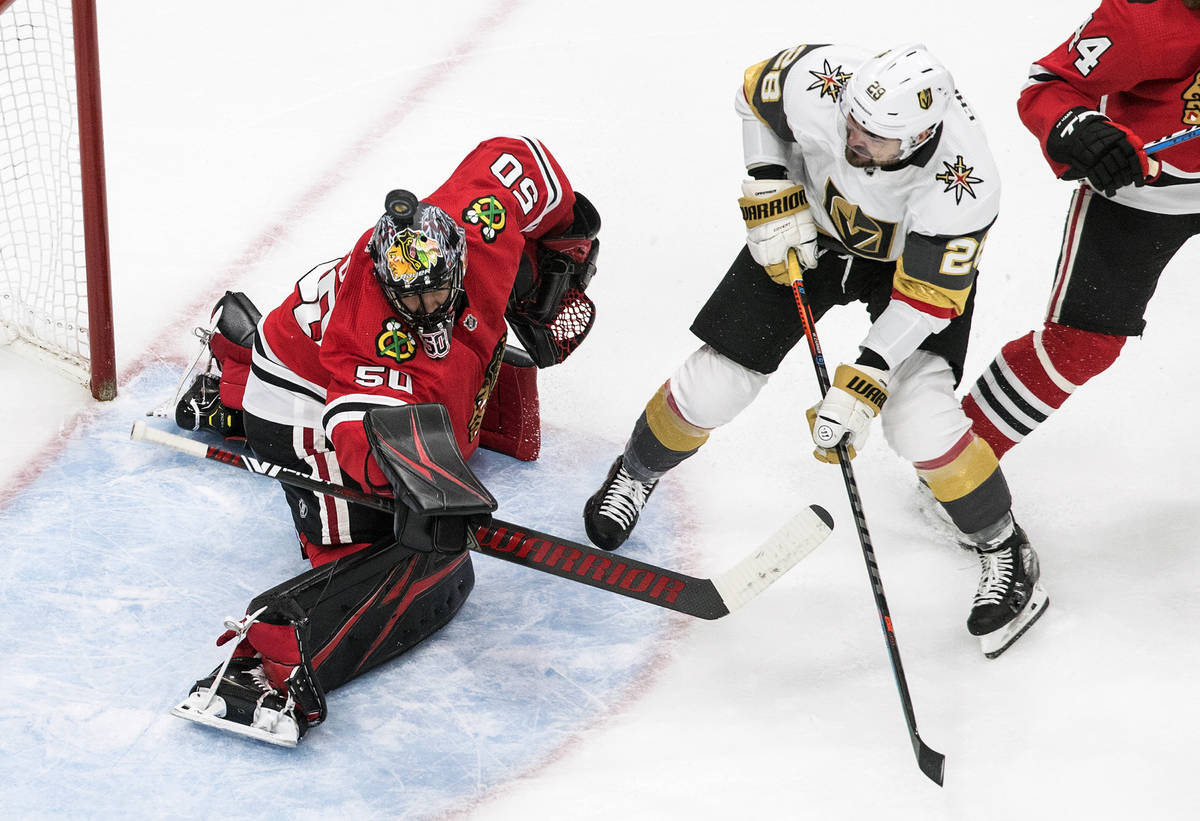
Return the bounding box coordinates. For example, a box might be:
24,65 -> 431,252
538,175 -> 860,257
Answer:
838,43 -> 953,167
369,191 -> 467,360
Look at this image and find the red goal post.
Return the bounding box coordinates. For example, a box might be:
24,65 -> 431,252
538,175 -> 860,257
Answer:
0,0 -> 116,400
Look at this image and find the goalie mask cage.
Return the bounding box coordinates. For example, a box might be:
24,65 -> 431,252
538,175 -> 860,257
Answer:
0,0 -> 115,400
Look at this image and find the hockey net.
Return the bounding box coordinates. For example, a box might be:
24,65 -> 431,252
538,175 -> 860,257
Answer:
0,0 -> 115,399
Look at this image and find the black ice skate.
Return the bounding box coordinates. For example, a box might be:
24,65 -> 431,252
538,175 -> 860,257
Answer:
583,457 -> 658,550
966,524 -> 1049,658
174,372 -> 245,439
172,655 -> 307,747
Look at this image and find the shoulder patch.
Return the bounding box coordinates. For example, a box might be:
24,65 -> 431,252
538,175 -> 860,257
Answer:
935,155 -> 984,204
805,59 -> 853,102
462,195 -> 507,243
376,318 -> 417,362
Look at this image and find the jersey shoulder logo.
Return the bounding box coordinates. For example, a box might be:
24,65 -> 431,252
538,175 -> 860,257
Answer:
462,195 -> 507,243
935,155 -> 984,204
375,318 -> 417,362
806,59 -> 852,101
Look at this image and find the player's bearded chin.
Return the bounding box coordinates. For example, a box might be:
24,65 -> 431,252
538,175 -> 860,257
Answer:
845,144 -> 877,168
1185,0 -> 1200,9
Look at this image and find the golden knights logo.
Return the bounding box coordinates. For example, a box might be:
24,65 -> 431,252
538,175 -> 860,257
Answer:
823,179 -> 898,260
917,88 -> 933,110
376,318 -> 417,362
384,228 -> 442,286
462,195 -> 507,243
935,155 -> 984,204
807,59 -> 852,101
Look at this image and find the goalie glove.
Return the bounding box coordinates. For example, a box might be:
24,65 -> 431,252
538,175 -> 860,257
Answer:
1046,107 -> 1150,197
806,364 -> 888,463
739,180 -> 818,284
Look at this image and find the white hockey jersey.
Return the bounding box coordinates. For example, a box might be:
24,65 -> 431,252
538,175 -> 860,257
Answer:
737,43 -> 1000,330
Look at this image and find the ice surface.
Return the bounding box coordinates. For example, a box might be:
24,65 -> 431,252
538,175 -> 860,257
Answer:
1,1 -> 1198,819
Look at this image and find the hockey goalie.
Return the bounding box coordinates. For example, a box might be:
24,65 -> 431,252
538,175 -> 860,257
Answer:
168,136 -> 600,745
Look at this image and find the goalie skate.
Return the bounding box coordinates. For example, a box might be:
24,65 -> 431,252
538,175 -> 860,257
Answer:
171,656 -> 305,748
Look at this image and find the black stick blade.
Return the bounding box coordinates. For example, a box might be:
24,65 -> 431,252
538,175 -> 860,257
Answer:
916,740 -> 945,786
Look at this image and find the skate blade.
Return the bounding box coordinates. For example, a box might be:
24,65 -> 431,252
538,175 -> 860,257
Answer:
171,692 -> 300,748
980,584 -> 1049,659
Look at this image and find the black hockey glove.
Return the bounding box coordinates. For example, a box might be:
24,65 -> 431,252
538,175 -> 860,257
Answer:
1045,107 -> 1148,197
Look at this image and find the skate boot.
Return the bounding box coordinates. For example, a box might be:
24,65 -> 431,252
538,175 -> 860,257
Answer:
172,656 -> 307,747
583,457 -> 658,550
175,372 -> 245,438
965,522 -> 1049,658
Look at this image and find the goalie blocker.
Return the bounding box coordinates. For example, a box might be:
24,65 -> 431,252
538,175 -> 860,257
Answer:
174,405 -> 496,746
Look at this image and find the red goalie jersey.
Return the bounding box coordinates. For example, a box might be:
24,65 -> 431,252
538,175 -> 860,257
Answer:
1017,0 -> 1200,212
252,136 -> 577,489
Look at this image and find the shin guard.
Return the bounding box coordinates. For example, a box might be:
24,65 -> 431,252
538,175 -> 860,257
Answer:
625,382 -> 711,478
914,431 -> 1012,535
965,322 -> 1125,457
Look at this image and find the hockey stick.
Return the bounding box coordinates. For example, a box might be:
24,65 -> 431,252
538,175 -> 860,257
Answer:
130,421 -> 833,621
1145,125 -> 1200,155
1143,125 -> 1198,178
785,251 -> 945,786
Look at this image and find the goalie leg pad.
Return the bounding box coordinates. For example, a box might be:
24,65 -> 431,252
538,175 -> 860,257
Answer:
210,290 -> 262,410
241,539 -> 476,699
480,347 -> 541,461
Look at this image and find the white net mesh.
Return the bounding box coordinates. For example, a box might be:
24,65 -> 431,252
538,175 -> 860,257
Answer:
0,0 -> 91,379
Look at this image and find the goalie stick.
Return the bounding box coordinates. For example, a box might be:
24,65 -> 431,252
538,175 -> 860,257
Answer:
786,251 -> 946,787
130,421 -> 833,620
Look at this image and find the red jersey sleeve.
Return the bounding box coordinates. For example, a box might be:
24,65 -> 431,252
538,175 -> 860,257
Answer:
427,136 -> 577,241
1017,0 -> 1200,176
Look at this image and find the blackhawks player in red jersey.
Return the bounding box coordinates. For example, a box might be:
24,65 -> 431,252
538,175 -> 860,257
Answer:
964,1 -> 1200,458
168,136 -> 601,745
583,43 -> 1044,658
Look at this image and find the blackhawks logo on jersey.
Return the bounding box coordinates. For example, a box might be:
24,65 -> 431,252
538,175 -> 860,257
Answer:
468,335 -> 506,442
935,155 -> 983,205
384,228 -> 442,286
462,195 -> 507,243
376,318 -> 417,362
